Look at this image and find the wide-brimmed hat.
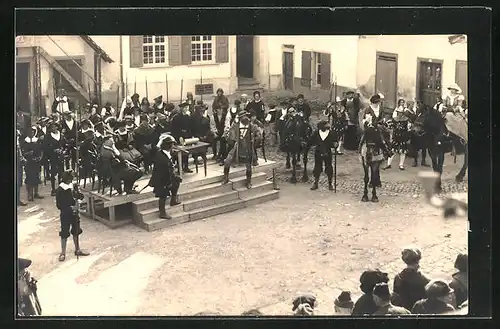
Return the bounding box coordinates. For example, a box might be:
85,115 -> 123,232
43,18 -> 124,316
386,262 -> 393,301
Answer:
154,95 -> 163,102
425,280 -> 453,298
334,291 -> 354,308
157,133 -> 176,148
447,83 -> 462,93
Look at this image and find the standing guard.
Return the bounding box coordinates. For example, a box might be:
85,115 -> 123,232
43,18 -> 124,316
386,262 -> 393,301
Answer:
342,91 -> 363,150
307,120 -> 336,191
221,111 -> 262,189
211,101 -> 231,164
185,92 -> 195,114
61,109 -> 78,170
44,121 -> 66,196
148,134 -> 182,220
295,94 -> 312,122
192,101 -> 213,144
330,97 -> 349,155
246,91 -> 266,123
170,103 -> 193,173
21,126 -> 45,201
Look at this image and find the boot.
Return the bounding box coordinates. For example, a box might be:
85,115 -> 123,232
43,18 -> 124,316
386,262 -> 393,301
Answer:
221,166 -> 230,185
73,235 -> 90,258
246,172 -> 252,189
18,200 -> 27,207
159,198 -> 172,219
183,166 -> 193,173
58,238 -> 67,261
34,185 -> 44,199
170,194 -> 181,207
310,179 -> 319,190
26,185 -> 34,202
328,176 -> 334,191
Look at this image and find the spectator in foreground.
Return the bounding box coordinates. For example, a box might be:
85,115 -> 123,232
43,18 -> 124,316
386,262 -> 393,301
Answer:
292,293 -> 316,316
411,280 -> 456,315
392,247 -> 431,310
352,269 -> 390,315
372,283 -> 411,315
334,291 -> 354,315
449,253 -> 468,307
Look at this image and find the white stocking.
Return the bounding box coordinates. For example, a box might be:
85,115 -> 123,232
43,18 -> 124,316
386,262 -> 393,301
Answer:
387,156 -> 393,166
337,140 -> 343,152
399,154 -> 406,167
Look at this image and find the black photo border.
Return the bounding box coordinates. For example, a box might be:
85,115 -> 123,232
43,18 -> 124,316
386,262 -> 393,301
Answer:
4,5 -> 494,329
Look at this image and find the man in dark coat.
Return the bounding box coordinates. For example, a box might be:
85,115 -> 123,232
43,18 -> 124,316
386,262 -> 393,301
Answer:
148,134 -> 182,219
60,109 -> 79,170
341,91 -> 362,150
245,91 -> 266,123
392,247 -> 431,311
152,95 -> 168,115
352,269 -> 390,315
411,280 -> 455,314
20,126 -> 45,201
51,88 -> 74,114
372,283 -> 411,315
307,120 -> 337,191
295,94 -> 312,122
211,101 -> 231,164
43,121 -> 66,196
170,102 -> 193,173
55,169 -> 90,262
133,114 -> 156,174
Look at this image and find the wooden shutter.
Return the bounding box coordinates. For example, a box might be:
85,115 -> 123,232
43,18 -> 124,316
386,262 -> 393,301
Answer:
129,36 -> 143,68
301,51 -> 312,87
215,35 -> 229,63
320,52 -> 331,89
168,36 -> 182,66
181,36 -> 192,65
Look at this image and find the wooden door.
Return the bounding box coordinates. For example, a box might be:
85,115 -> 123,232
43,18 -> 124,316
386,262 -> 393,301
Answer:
455,60 -> 468,102
418,61 -> 442,107
375,53 -> 398,110
283,52 -> 294,90
16,62 -> 30,114
236,36 -> 254,78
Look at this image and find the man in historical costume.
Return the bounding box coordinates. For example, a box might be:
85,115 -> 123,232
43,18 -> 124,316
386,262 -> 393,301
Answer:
170,102 -> 194,173
384,103 -> 412,170
341,90 -> 363,150
329,98 -> 349,155
148,134 -> 182,220
55,169 -> 90,262
118,96 -> 135,121
17,129 -> 28,206
212,88 -> 230,114
78,119 -> 98,184
359,94 -> 385,131
221,111 -> 262,189
100,101 -> 116,118
60,109 -> 78,170
435,83 -> 466,115
295,94 -> 312,122
36,117 -> 51,184
185,92 -> 195,114
249,111 -> 265,166
88,104 -> 102,125
229,99 -> 243,126
104,115 -> 118,132
210,100 -> 231,164
114,121 -> 142,168
307,120 -> 337,191
52,89 -> 74,114
277,100 -> 292,147
93,121 -> 106,151
245,91 -> 266,123
123,115 -> 137,132
152,95 -> 168,115
192,101 -> 213,144
131,93 -> 141,110
264,103 -> 279,147
240,94 -> 250,110
43,121 -> 66,196
20,126 -> 45,202
133,114 -> 156,174
140,97 -> 152,115
100,135 -> 142,195
152,112 -> 169,145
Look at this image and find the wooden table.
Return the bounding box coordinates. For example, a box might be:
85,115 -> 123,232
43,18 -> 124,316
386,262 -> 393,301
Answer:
175,141 -> 211,179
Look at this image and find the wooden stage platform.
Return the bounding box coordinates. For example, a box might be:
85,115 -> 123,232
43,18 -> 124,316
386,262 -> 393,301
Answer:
78,157 -> 280,230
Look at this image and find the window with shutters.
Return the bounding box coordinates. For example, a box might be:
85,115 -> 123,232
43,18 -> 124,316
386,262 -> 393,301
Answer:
191,36 -> 214,63
310,52 -> 322,87
142,35 -> 167,65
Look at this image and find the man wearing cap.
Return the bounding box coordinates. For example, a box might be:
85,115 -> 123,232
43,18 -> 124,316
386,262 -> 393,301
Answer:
148,134 -> 182,219
43,121 -> 66,196
334,291 -> 354,315
211,101 -> 231,164
61,108 -> 78,171
221,111 -> 262,189
212,88 -> 229,113
245,91 -> 266,123
359,94 -> 385,131
153,95 -> 168,114
341,91 -> 362,150
411,280 -> 455,314
392,246 -> 431,311
372,283 -> 411,315
55,169 -> 90,261
295,94 -> 312,122
20,125 -> 45,202
170,102 -> 194,173
352,269 -> 390,315
307,120 -> 336,191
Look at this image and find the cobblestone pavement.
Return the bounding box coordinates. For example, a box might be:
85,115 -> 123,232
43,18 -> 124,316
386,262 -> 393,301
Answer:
17,173 -> 467,316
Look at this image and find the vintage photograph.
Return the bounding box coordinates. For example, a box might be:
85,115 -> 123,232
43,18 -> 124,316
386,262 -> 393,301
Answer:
16,34 -> 468,316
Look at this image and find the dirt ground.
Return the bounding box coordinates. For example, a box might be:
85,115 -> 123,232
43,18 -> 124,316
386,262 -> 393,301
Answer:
18,176 -> 467,316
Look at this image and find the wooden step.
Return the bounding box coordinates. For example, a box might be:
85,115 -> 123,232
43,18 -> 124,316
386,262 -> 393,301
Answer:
235,180 -> 276,199
141,199 -> 245,231
242,189 -> 280,207
230,171 -> 268,189
132,181 -> 234,212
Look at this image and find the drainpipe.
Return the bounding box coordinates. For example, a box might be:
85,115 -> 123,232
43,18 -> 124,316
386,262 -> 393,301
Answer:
119,36 -> 124,100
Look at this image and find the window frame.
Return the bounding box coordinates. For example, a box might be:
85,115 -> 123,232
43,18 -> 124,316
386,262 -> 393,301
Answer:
142,35 -> 168,67
190,35 -> 216,65
310,52 -> 322,87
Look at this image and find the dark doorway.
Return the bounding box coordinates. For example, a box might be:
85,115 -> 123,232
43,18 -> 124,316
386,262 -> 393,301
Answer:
417,59 -> 443,107
283,52 -> 294,90
455,60 -> 468,102
236,36 -> 254,78
16,62 -> 31,114
375,52 -> 398,111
